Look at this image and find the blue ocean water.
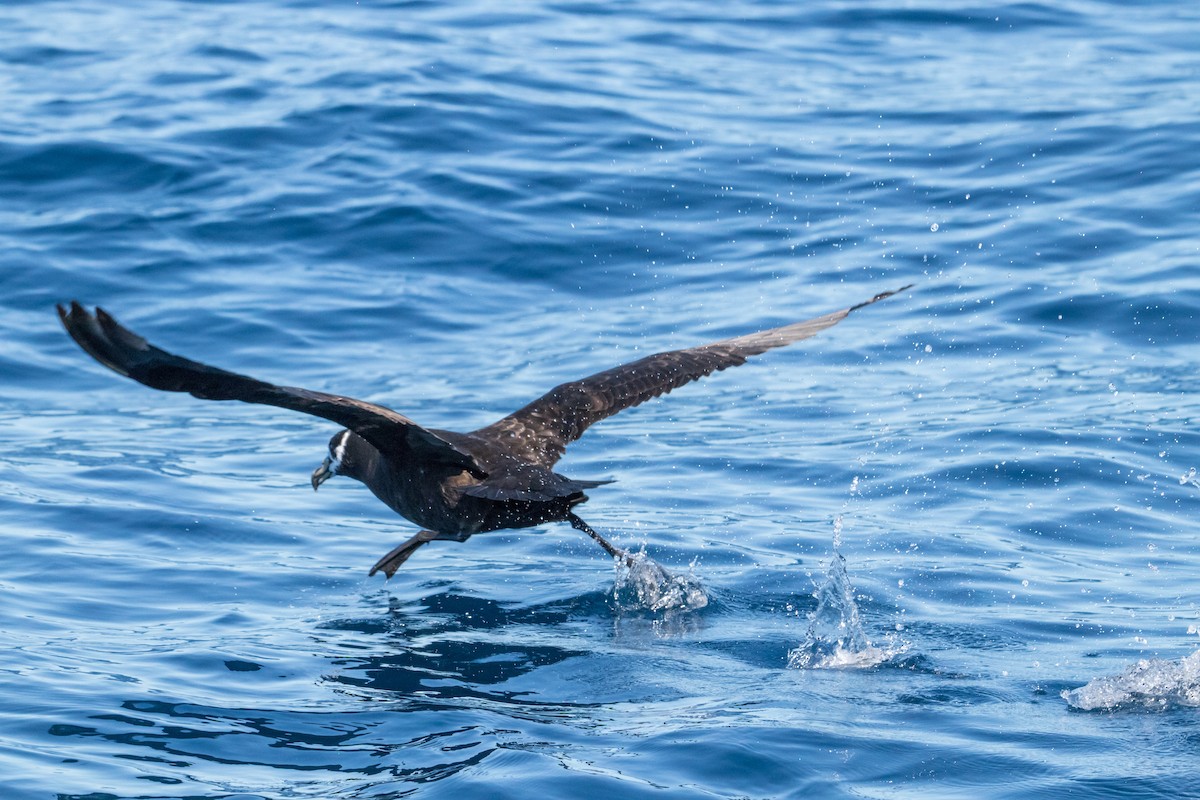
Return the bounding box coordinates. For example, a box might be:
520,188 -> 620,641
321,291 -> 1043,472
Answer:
3,0 -> 1199,796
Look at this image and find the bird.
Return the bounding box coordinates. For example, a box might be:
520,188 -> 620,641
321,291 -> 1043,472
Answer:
58,285 -> 910,577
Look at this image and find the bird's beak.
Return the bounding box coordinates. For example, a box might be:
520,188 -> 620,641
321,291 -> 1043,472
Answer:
311,457 -> 334,491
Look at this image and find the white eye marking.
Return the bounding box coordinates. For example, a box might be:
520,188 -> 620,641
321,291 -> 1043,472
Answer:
333,430 -> 350,466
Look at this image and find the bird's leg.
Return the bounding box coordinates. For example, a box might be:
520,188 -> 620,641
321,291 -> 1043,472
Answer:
369,530 -> 470,578
568,513 -> 633,566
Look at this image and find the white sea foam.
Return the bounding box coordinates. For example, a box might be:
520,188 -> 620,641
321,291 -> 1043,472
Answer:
612,548 -> 708,613
1062,649 -> 1200,711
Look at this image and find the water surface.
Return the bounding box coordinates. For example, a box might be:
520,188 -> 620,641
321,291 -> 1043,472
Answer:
2,1 -> 1199,797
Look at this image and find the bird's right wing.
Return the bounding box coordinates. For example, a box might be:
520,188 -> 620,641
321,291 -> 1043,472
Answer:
58,302 -> 485,478
475,285 -> 911,467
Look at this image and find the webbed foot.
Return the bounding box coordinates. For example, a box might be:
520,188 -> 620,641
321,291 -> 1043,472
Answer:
369,530 -> 470,577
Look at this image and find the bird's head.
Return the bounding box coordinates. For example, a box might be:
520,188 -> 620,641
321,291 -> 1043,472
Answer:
312,429 -> 353,490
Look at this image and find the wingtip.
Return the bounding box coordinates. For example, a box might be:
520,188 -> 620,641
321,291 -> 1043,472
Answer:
57,301 -> 139,378
848,283 -> 915,313
93,305 -> 149,350
58,301 -> 86,338
58,301 -> 95,332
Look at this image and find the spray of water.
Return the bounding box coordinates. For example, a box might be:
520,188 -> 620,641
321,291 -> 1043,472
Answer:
787,478 -> 906,669
1180,467 -> 1199,490
611,547 -> 708,613
1063,649 -> 1200,711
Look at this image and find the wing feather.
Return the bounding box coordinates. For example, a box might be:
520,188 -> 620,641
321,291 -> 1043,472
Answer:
475,285 -> 911,466
58,302 -> 485,478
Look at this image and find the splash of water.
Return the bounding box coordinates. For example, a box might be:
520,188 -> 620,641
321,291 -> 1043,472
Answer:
1180,467 -> 1199,490
787,515 -> 905,669
611,548 -> 708,613
1062,650 -> 1200,711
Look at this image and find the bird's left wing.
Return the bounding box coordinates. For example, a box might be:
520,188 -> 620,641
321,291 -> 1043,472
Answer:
475,285 -> 912,467
58,302 -> 485,478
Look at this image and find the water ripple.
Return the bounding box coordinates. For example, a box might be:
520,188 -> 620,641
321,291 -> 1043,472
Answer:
3,0 -> 1200,797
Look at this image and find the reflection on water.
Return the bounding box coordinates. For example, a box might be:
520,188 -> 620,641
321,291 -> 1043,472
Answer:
49,696 -> 515,794
44,591 -> 611,797
321,591 -> 593,702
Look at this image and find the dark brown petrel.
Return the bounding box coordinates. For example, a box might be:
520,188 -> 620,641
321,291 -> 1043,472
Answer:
58,286 -> 910,577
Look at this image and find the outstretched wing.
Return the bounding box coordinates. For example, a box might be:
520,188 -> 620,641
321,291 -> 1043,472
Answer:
475,285 -> 912,467
58,302 -> 486,478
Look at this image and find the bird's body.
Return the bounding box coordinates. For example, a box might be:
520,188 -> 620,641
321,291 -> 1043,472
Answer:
59,285 -> 910,576
327,427 -> 601,536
